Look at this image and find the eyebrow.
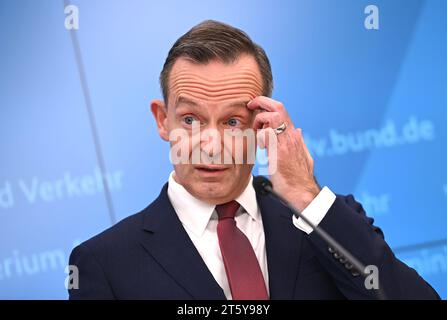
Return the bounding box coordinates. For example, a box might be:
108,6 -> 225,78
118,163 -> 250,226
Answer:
175,96 -> 249,109
175,96 -> 200,108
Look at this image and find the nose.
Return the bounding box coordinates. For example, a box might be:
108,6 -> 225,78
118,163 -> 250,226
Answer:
199,125 -> 223,158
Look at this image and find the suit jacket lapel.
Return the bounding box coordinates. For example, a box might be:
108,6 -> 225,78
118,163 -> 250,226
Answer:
139,183 -> 226,300
138,181 -> 306,300
257,191 -> 305,299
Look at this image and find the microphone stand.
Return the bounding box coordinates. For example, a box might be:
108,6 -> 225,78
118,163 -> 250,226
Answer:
257,178 -> 386,300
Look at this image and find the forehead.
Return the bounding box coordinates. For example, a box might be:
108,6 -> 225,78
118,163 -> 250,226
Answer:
168,55 -> 263,104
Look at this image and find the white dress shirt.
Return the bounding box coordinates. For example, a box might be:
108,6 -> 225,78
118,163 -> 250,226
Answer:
167,171 -> 336,299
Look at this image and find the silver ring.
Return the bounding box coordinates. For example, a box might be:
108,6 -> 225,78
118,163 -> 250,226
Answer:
274,122 -> 287,135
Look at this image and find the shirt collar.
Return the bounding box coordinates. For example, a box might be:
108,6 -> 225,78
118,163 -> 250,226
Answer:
167,171 -> 260,237
234,175 -> 259,222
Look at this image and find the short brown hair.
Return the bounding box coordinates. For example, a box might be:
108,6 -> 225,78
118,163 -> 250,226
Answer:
159,20 -> 273,103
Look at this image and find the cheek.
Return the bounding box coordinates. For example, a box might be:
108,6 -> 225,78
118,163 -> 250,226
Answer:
174,165 -> 195,180
169,135 -> 195,166
228,135 -> 257,163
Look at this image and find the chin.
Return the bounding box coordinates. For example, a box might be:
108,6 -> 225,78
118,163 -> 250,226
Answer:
192,183 -> 230,203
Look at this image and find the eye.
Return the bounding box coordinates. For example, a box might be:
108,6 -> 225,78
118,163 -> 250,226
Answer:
226,118 -> 241,127
183,115 -> 197,125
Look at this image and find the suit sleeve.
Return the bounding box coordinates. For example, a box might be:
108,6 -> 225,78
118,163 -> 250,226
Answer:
68,243 -> 115,300
306,194 -> 440,300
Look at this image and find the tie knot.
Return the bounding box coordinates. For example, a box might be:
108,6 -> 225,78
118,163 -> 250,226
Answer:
215,200 -> 240,220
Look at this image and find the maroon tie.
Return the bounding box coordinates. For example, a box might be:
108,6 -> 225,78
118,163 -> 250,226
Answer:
215,200 -> 269,300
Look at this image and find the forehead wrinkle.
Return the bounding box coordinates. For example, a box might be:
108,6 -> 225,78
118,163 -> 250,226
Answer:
173,82 -> 262,94
175,91 -> 253,106
171,76 -> 262,86
169,64 -> 264,105
170,69 -> 263,88
176,87 -> 259,100
171,68 -> 261,81
170,75 -> 263,100
175,91 -> 257,104
178,96 -> 250,110
171,75 -> 262,88
171,77 -> 262,92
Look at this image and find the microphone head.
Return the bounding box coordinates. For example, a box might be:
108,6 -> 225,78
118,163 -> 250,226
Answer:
253,176 -> 273,195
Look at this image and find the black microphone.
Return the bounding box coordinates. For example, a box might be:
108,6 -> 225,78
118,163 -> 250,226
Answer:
253,176 -> 386,300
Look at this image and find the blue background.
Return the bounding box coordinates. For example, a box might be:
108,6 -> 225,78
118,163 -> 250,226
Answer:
0,0 -> 446,299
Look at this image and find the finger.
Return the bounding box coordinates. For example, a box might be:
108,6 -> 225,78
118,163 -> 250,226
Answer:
247,96 -> 285,113
253,111 -> 283,130
256,128 -> 271,149
256,127 -> 278,154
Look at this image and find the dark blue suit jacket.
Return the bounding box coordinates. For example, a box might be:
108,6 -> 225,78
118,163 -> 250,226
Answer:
68,181 -> 440,299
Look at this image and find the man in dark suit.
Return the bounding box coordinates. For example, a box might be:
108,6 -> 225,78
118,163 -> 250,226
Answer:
68,20 -> 439,300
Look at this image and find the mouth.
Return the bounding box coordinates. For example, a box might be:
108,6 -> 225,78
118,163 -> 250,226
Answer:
194,165 -> 230,177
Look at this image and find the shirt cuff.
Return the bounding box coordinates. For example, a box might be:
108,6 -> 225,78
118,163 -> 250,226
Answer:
292,186 -> 336,234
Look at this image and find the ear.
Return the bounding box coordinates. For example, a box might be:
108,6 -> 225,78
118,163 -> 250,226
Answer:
150,99 -> 169,141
